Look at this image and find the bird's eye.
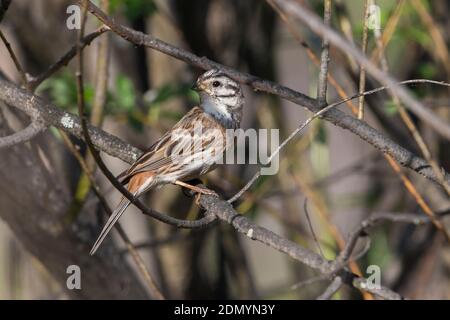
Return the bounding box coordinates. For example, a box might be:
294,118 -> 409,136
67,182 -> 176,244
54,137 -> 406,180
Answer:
212,81 -> 221,87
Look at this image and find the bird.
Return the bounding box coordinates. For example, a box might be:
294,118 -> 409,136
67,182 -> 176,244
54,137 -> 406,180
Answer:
90,69 -> 244,255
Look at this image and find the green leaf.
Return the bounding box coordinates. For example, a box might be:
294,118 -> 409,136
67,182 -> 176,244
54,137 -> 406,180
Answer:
114,74 -> 136,112
37,71 -> 95,115
418,62 -> 438,78
127,112 -> 144,132
405,25 -> 430,47
383,100 -> 399,116
110,0 -> 157,20
315,122 -> 328,144
367,229 -> 391,268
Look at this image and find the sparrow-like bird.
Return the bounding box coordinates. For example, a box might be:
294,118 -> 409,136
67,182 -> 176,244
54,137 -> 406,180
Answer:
90,69 -> 244,255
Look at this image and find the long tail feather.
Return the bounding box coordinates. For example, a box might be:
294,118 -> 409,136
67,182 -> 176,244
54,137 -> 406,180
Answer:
90,198 -> 131,255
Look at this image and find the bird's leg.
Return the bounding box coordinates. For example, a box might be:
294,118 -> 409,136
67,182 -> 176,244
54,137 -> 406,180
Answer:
174,180 -> 217,196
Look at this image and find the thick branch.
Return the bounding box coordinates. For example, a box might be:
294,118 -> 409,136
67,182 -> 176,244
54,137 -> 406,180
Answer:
0,77 -> 140,163
0,117 -> 45,148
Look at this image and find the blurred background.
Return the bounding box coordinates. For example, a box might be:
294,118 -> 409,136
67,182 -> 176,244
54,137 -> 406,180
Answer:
0,0 -> 449,299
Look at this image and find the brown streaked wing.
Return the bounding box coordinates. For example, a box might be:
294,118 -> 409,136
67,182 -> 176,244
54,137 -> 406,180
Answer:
118,107 -> 224,183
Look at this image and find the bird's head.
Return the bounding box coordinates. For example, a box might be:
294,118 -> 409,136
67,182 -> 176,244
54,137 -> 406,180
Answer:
192,69 -> 244,127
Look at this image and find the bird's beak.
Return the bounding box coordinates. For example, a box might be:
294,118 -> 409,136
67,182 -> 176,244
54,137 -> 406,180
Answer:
191,81 -> 199,91
192,81 -> 206,92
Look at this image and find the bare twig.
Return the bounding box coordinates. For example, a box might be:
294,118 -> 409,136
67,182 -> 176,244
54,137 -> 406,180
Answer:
351,276 -> 402,300
357,0 -> 370,119
0,29 -> 27,87
317,0 -> 332,106
0,117 -> 45,148
90,15 -> 109,127
336,211 -> 434,268
316,276 -> 343,300
290,275 -> 328,290
303,199 -> 325,257
28,27 -> 109,90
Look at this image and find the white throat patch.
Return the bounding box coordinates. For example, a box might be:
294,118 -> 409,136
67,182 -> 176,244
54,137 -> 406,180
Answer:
201,95 -> 232,121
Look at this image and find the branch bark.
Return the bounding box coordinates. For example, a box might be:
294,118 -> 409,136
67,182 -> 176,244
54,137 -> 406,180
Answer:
0,117 -> 45,148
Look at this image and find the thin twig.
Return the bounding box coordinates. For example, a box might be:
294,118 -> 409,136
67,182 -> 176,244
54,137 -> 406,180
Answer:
0,29 -> 28,87
28,27 -> 109,90
336,206 -> 450,273
290,275 -> 328,290
303,199 -> 325,257
316,276 -> 343,300
357,0 -> 370,119
75,1 -> 164,300
317,0 -> 332,106
292,170 -> 373,300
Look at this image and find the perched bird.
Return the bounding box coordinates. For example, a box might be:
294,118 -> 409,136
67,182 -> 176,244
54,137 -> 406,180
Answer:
90,69 -> 244,255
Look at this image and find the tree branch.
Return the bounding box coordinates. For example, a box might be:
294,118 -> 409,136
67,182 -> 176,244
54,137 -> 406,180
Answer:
27,27 -> 109,90
317,0 -> 331,106
0,117 -> 45,148
316,276 -> 342,300
357,0 -> 370,119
